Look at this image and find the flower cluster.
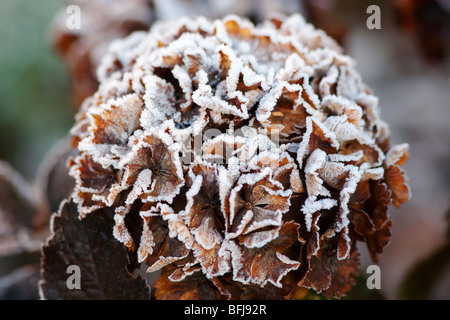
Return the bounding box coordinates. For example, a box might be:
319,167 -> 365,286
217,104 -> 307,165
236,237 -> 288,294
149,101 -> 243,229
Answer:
68,14 -> 410,299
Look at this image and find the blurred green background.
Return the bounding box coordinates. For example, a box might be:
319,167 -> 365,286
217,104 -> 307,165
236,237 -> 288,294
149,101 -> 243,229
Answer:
0,0 -> 74,180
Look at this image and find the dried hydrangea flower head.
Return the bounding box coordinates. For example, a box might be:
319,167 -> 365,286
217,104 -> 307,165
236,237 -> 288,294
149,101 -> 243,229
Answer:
68,14 -> 410,299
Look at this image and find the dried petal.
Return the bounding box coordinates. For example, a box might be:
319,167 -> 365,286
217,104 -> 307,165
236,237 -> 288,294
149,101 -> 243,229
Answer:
384,165 -> 411,208
154,268 -> 220,300
299,240 -> 360,299
124,129 -> 185,204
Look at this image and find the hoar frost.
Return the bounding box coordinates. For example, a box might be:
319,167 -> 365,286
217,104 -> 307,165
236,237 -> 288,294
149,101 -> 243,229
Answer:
68,14 -> 410,300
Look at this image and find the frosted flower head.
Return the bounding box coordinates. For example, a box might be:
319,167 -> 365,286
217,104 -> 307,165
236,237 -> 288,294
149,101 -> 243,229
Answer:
68,14 -> 410,299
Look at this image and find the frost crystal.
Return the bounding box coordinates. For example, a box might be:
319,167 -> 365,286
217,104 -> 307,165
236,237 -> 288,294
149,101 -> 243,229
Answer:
68,14 -> 410,300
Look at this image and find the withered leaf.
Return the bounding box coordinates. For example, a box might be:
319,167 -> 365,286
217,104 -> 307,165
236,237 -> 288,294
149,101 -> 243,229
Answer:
39,199 -> 151,300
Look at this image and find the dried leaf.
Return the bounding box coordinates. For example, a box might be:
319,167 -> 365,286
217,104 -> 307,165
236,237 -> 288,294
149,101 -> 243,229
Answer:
39,199 -> 151,300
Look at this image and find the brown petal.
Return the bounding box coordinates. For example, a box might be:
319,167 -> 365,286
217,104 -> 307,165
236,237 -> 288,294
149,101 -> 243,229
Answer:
70,154 -> 122,217
192,242 -> 231,277
365,181 -> 391,230
184,163 -> 224,249
238,244 -> 300,288
266,93 -> 307,143
140,215 -> 190,272
308,118 -> 339,155
340,139 -> 383,166
90,94 -> 143,146
366,220 -> 392,263
125,130 -> 184,204
232,222 -> 301,287
299,242 -> 360,299
154,268 -> 220,300
229,171 -> 291,239
384,165 -> 411,208
321,248 -> 360,299
349,208 -> 375,236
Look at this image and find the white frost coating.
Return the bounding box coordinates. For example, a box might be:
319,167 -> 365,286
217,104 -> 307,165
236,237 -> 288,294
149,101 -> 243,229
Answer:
270,251 -> 301,288
78,93 -> 144,169
385,143 -> 409,167
304,149 -> 329,199
361,166 -> 384,181
121,127 -> 185,204
319,65 -> 338,97
222,240 -> 248,285
297,116 -> 339,168
302,197 -> 337,232
334,165 -> 361,260
321,95 -> 364,128
256,81 -> 302,125
323,115 -> 365,144
137,214 -> 155,263
113,205 -> 135,248
240,227 -> 280,249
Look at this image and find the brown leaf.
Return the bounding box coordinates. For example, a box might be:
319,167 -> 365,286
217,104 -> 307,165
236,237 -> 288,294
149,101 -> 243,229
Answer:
39,199 -> 151,300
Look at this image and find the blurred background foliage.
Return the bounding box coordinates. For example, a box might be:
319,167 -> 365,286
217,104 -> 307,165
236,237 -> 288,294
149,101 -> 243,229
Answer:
0,0 -> 74,180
